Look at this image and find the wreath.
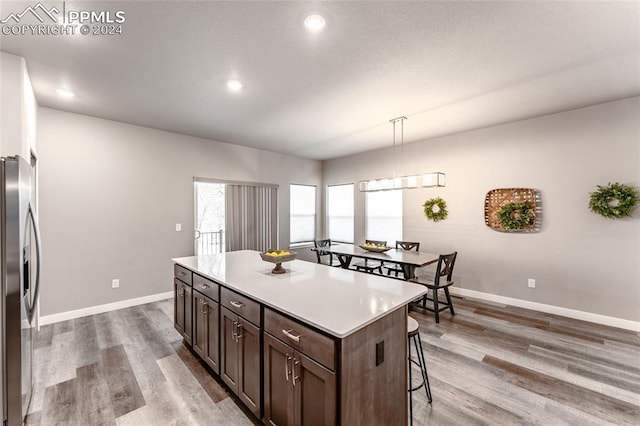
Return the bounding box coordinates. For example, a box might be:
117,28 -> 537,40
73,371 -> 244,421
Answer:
496,201 -> 535,230
589,182 -> 639,219
423,197 -> 448,222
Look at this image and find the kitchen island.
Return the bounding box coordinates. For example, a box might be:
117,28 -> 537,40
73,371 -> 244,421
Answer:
173,250 -> 427,425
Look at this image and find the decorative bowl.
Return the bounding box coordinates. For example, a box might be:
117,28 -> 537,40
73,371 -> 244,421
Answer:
358,245 -> 391,253
260,251 -> 297,274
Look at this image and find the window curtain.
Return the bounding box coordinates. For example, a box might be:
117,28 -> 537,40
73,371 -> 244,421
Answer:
225,185 -> 278,252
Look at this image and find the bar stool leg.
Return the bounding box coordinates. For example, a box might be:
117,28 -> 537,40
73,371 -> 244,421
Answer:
413,335 -> 432,402
408,337 -> 414,426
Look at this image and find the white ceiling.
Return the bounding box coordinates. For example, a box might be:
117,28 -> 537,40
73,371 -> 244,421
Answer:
1,1 -> 639,160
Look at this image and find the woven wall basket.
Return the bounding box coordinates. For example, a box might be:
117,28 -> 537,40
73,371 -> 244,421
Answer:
484,188 -> 542,233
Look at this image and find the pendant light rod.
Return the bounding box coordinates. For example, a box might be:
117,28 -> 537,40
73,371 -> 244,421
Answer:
359,115 -> 445,192
389,116 -> 406,180
392,118 -> 397,179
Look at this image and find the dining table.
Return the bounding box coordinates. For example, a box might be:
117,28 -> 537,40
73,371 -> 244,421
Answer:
314,243 -> 440,280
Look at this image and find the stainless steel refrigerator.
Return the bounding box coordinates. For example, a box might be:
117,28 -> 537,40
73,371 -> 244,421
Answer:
1,156 -> 42,426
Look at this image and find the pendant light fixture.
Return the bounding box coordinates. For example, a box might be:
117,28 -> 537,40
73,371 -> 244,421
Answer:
359,116 -> 446,192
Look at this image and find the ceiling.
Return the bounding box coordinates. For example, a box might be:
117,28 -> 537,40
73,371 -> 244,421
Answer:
1,1 -> 639,160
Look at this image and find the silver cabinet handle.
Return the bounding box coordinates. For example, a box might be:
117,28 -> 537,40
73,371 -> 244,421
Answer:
201,301 -> 208,314
198,283 -> 210,290
178,271 -> 186,276
292,358 -> 301,386
285,355 -> 292,381
230,300 -> 244,308
231,320 -> 237,342
282,329 -> 301,343
235,322 -> 243,341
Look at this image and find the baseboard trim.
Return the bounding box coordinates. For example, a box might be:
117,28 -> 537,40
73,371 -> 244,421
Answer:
38,287 -> 640,332
39,291 -> 173,325
449,287 -> 640,332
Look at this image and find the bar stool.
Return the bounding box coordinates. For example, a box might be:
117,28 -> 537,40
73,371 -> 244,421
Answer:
408,316 -> 432,425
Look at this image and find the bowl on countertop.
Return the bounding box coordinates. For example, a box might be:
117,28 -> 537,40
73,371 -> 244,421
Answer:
260,251 -> 297,274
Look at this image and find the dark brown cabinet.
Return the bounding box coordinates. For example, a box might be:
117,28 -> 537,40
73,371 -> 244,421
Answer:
173,260 -> 408,425
264,332 -> 336,426
174,277 -> 192,345
192,290 -> 220,374
221,306 -> 261,418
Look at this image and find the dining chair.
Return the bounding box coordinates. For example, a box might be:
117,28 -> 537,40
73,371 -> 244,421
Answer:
384,241 -> 420,278
353,239 -> 387,274
409,252 -> 457,323
313,239 -> 341,267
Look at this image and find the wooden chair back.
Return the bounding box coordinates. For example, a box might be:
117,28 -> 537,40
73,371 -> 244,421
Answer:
434,252 -> 457,286
314,239 -> 332,263
396,241 -> 420,251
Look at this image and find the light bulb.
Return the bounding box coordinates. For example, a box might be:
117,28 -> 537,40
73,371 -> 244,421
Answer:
304,15 -> 326,33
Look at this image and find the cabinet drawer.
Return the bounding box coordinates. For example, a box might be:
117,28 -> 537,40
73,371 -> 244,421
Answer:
264,308 -> 336,371
193,274 -> 219,301
174,264 -> 192,286
221,287 -> 261,327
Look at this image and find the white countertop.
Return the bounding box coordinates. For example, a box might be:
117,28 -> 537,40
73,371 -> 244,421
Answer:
173,250 -> 427,338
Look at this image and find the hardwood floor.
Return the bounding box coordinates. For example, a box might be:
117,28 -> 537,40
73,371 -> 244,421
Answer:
409,298 -> 640,425
26,297 -> 639,425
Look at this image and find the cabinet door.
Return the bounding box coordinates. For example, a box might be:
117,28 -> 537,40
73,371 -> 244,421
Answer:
174,279 -> 185,335
192,292 -> 206,358
264,333 -> 295,426
204,299 -> 220,374
183,284 -> 193,345
294,352 -> 336,426
238,319 -> 262,418
220,307 -> 239,393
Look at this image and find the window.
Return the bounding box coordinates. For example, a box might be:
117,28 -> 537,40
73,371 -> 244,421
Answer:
366,190 -> 402,245
327,184 -> 354,243
194,181 -> 226,255
194,178 -> 278,253
290,184 -> 316,244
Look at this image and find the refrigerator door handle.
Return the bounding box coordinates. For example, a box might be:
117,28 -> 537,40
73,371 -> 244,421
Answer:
27,203 -> 42,323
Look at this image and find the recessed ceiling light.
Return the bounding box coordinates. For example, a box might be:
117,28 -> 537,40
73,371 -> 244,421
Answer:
304,14 -> 326,33
227,80 -> 243,92
55,88 -> 75,98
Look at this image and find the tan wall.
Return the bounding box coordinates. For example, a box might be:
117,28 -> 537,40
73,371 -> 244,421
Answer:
323,97 -> 640,322
37,108 -> 322,316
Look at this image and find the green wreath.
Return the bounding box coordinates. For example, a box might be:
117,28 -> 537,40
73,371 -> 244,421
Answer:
423,197 -> 448,222
589,182 -> 639,219
497,201 -> 535,230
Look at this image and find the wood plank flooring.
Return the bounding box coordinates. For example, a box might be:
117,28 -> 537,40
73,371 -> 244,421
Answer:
26,297 -> 639,425
409,298 -> 640,425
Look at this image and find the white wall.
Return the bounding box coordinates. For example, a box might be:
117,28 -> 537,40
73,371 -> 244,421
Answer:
37,108 -> 322,316
0,52 -> 37,158
323,97 -> 640,322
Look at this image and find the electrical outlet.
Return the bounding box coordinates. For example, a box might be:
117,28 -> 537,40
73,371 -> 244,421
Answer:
112,279 -> 120,289
528,278 -> 535,288
175,223 -> 182,232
